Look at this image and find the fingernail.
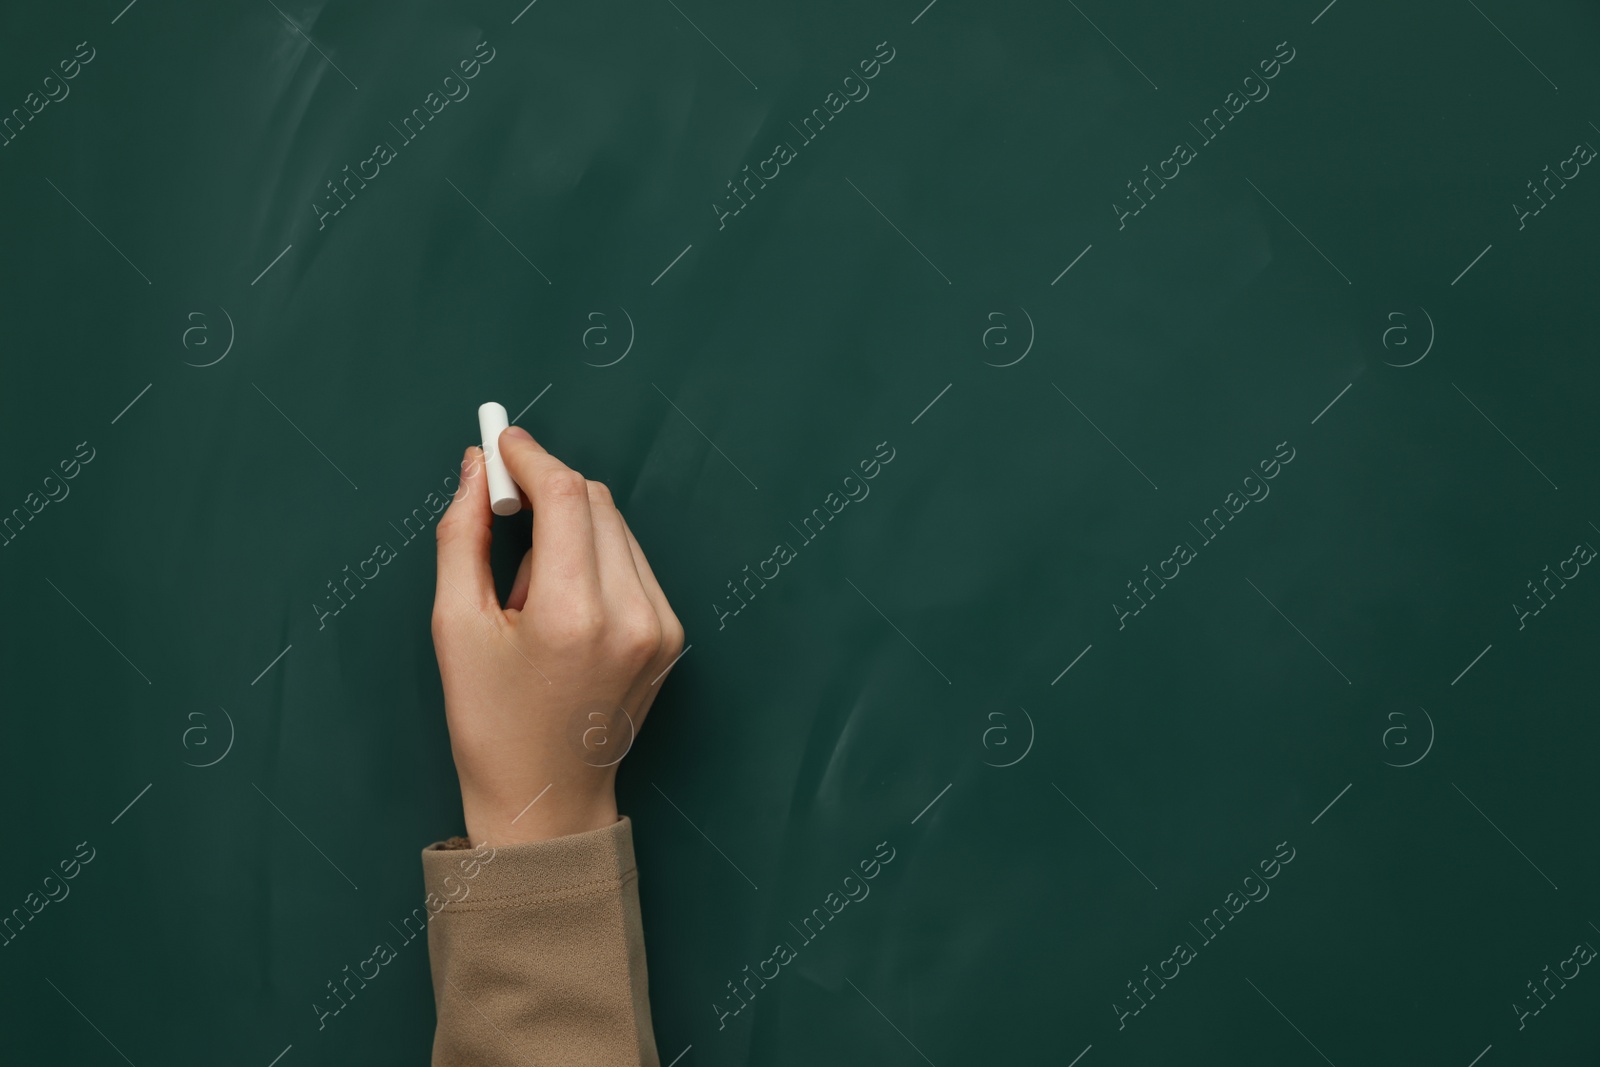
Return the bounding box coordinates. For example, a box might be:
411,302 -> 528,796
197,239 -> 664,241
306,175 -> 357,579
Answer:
503,425 -> 533,441
461,448 -> 473,474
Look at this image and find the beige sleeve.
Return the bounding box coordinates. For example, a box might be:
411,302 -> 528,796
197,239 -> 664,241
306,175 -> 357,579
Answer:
420,816 -> 660,1067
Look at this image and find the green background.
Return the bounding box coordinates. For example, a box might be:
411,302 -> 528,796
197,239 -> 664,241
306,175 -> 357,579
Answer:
2,0 -> 1598,1063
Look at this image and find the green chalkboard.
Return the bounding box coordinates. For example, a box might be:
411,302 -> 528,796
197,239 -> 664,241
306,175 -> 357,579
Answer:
4,0 -> 1600,1063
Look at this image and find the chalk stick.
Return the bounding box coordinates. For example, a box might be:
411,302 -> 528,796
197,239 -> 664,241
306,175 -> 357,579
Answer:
476,402 -> 521,516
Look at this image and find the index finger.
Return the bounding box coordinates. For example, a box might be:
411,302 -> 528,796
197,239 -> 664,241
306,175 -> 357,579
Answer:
496,426 -> 600,598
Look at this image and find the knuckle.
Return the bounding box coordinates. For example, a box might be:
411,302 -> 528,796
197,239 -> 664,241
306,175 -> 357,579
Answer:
585,480 -> 614,508
435,512 -> 484,550
617,620 -> 662,666
660,613 -> 686,658
546,604 -> 605,648
609,607 -> 662,663
542,469 -> 588,500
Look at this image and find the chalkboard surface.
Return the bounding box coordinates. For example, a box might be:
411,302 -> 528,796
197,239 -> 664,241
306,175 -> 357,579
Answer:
4,0 -> 1599,1064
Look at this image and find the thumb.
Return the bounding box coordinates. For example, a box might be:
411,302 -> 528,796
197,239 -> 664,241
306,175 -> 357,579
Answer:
434,446 -> 498,615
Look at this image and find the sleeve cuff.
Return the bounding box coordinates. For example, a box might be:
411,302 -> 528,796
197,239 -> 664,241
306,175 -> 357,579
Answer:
420,817 -> 637,912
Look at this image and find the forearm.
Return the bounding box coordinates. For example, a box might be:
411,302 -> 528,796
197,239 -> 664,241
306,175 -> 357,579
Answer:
424,426 -> 679,1064
422,817 -> 659,1066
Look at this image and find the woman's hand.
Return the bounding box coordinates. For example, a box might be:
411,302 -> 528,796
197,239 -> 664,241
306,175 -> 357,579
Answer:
431,426 -> 684,847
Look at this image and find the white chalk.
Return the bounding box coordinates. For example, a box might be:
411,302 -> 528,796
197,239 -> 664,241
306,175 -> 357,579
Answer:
476,402 -> 522,516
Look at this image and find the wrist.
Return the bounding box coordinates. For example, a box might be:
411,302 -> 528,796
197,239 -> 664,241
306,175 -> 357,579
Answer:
460,781 -> 618,847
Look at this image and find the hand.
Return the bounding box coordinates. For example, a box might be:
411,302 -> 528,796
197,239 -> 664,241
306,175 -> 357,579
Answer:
431,426 -> 684,846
